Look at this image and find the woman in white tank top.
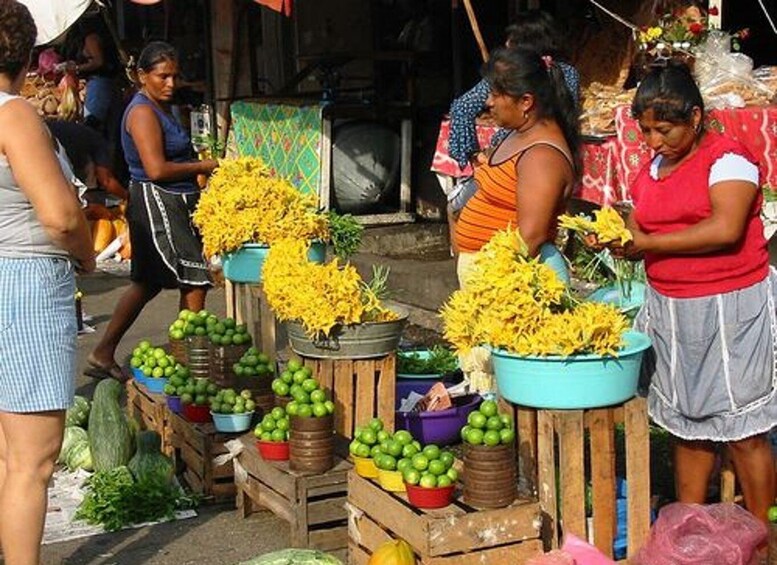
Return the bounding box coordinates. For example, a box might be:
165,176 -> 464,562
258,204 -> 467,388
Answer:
0,2 -> 95,563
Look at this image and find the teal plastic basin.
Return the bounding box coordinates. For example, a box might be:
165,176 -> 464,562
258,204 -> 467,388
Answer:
222,242 -> 326,283
492,331 -> 651,409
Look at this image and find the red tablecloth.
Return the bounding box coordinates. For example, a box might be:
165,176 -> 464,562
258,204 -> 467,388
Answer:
432,105 -> 777,206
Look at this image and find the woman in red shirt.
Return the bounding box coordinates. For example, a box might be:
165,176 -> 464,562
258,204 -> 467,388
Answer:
619,65 -> 775,523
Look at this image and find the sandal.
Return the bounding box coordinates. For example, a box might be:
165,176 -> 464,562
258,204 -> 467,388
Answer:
84,359 -> 129,383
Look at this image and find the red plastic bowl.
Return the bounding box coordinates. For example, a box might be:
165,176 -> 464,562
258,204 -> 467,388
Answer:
256,440 -> 290,461
405,482 -> 455,509
183,403 -> 212,423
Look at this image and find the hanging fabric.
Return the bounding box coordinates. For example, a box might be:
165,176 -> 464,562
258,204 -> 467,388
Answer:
17,0 -> 94,45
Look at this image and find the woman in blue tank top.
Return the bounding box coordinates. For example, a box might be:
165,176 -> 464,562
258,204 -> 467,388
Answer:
86,42 -> 217,381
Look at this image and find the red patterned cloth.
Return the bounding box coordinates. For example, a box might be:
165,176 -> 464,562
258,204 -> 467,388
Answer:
433,105 -> 777,206
431,119 -> 499,178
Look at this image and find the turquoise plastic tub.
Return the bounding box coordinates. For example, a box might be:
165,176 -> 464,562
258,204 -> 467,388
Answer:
222,242 -> 326,283
211,410 -> 255,433
144,377 -> 168,395
492,331 -> 651,409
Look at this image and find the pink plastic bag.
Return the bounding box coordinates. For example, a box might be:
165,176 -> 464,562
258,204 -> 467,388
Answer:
562,534 -> 617,565
632,503 -> 766,565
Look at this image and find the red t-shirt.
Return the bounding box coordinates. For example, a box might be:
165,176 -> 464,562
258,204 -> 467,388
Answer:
632,131 -> 768,298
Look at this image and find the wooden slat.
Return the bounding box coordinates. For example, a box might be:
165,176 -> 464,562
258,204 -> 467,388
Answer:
317,359 -> 335,394
350,512 -> 393,550
625,397 -> 651,558
376,354 -> 396,434
426,500 -> 540,556
334,360 -> 354,438
292,475 -> 308,547
516,406 -> 538,495
355,359 -> 376,431
558,411 -> 587,542
347,472 -> 428,554
349,543 -> 372,565
256,285 -> 279,361
242,475 -> 295,523
537,410 -> 558,548
225,279 -> 235,318
308,526 -> 348,552
589,408 -> 617,558
423,539 -> 543,565
308,482 -> 349,498
180,443 -> 205,477
720,454 -> 737,502
307,496 -> 347,525
211,481 -> 237,500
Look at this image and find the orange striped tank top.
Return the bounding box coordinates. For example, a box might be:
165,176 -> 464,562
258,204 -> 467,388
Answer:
455,153 -> 521,253
454,142 -> 571,253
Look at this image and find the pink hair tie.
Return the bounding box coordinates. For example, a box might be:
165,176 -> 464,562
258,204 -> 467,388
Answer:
541,55 -> 553,70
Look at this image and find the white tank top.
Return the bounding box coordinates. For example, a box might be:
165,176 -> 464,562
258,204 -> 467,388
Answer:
0,92 -> 69,259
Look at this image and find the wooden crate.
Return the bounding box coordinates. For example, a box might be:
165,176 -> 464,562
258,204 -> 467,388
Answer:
225,280 -> 284,362
235,435 -> 349,558
535,397 -> 651,561
126,379 -> 173,456
348,471 -> 544,564
168,410 -> 242,502
301,354 -> 396,441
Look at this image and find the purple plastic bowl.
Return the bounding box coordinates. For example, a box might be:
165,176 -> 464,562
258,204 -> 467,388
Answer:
166,395 -> 182,414
395,394 -> 482,446
396,377 -> 461,410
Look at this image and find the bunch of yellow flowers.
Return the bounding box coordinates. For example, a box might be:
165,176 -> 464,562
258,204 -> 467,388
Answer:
441,227 -> 628,357
558,207 -> 633,246
262,239 -> 397,337
192,157 -> 330,257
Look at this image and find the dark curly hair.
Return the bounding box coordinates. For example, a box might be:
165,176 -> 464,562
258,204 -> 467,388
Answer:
0,0 -> 36,80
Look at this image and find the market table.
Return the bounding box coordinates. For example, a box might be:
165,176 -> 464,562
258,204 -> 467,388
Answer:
431,104 -> 777,207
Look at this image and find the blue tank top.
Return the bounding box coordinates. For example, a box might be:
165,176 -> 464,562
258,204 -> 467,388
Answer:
121,92 -> 197,193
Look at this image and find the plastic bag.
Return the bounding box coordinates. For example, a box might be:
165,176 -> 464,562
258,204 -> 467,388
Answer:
562,534 -> 617,565
632,503 -> 766,565
694,32 -> 771,108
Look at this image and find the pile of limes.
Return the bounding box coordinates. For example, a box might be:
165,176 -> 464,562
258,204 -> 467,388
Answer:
459,400 -> 515,446
401,444 -> 458,489
168,309 -> 216,341
349,418 -> 420,463
270,358 -> 306,398
130,341 -> 179,380
254,407 -> 290,443
233,348 -> 275,379
164,375 -> 218,407
207,316 -> 251,347
210,388 -> 256,414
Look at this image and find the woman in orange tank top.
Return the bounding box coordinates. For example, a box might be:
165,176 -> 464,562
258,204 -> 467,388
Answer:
454,47 -> 580,287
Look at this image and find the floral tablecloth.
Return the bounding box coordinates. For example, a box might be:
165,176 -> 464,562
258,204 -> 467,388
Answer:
431,105 -> 777,207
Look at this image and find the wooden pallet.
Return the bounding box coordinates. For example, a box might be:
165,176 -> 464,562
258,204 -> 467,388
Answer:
225,281 -> 284,362
348,471 -> 544,564
300,354 -> 396,441
126,379 -> 173,456
168,410 -> 242,503
535,397 -> 651,561
235,435 -> 349,558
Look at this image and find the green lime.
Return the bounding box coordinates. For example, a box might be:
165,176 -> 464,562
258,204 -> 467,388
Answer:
446,468 -> 459,482
436,475 -> 452,488
297,404 -> 313,418
486,415 -> 504,431
428,459 -> 446,476
466,428 -> 484,445
419,474 -> 437,488
403,468 -> 421,486
393,430 -> 413,445
422,444 -> 441,461
483,430 -> 501,447
468,412 -> 487,429
479,399 -> 498,418
411,453 -> 429,471
500,428 -> 516,445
